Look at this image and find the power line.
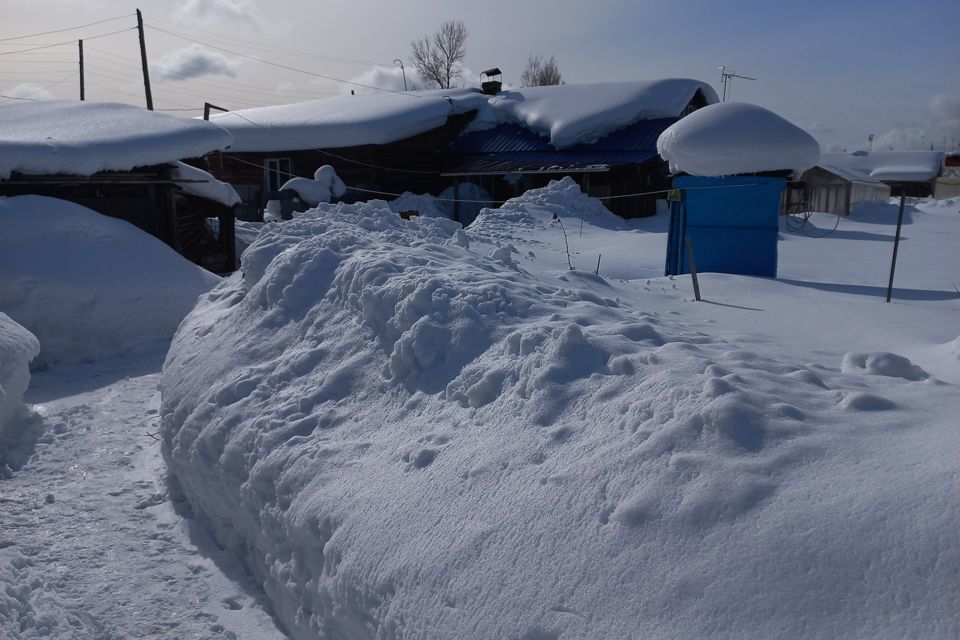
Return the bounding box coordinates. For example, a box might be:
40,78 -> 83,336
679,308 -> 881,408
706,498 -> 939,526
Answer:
0,15 -> 132,42
145,24 -> 423,98
0,27 -> 135,56
148,17 -> 385,67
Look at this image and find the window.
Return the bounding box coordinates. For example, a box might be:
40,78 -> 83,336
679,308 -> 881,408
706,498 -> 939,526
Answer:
264,158 -> 292,193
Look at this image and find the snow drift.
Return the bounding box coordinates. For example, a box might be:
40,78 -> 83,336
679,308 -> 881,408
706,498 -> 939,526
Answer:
0,312 -> 39,449
657,102 -> 820,177
161,181 -> 959,639
280,165 -> 347,206
0,196 -> 220,366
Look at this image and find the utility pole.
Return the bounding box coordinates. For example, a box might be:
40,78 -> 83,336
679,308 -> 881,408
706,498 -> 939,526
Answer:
136,8 -> 153,110
78,39 -> 85,101
718,66 -> 755,102
394,59 -> 407,91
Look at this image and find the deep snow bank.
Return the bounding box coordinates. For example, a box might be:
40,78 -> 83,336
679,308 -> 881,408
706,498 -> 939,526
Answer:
0,196 -> 220,366
162,181 -> 959,639
0,313 -> 39,448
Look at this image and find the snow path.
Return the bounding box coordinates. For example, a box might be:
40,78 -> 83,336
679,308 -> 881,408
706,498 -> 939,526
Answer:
0,346 -> 286,640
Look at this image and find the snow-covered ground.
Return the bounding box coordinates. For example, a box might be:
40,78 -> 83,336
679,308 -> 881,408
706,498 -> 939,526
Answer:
158,180 -> 960,639
0,346 -> 287,639
2,182 -> 957,638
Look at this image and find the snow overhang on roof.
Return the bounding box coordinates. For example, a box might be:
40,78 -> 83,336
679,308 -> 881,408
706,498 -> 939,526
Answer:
468,79 -> 719,149
0,101 -> 233,180
818,151 -> 945,183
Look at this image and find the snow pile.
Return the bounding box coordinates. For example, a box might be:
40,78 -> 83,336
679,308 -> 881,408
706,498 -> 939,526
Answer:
0,196 -> 220,366
161,179 -> 959,638
657,102 -> 820,177
279,165 -> 346,205
0,312 -> 38,446
386,183 -> 494,224
476,79 -> 719,148
0,101 -> 232,179
819,150 -> 945,182
172,161 -> 241,206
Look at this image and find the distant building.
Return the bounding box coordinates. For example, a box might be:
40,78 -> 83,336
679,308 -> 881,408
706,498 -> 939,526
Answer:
0,101 -> 239,272
814,150 -> 945,199
934,152 -> 960,200
800,165 -> 890,215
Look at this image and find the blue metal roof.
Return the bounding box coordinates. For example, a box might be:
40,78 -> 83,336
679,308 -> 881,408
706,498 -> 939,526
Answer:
450,117 -> 677,154
446,117 -> 674,175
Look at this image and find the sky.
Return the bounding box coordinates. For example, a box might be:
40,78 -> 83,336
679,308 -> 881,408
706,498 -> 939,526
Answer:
1,0 -> 958,153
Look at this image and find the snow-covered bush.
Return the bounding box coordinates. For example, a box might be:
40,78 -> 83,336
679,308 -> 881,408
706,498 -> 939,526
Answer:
0,196 -> 220,367
0,312 -> 39,450
161,181 -> 958,639
280,165 -> 346,206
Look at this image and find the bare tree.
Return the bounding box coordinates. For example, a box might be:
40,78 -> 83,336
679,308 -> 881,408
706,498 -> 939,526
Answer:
410,20 -> 468,89
520,55 -> 562,87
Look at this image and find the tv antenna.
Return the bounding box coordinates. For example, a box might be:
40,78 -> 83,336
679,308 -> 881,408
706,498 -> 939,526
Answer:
718,66 -> 756,101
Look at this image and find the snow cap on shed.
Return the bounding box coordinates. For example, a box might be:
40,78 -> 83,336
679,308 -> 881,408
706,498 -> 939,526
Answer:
656,102 -> 820,177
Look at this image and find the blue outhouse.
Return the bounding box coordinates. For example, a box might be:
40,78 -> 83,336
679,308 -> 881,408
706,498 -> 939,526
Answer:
664,175 -> 786,278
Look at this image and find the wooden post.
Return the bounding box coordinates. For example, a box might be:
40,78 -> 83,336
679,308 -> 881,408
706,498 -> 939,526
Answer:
453,182 -> 461,223
885,193 -> 907,303
203,102 -> 229,120
684,234 -> 702,302
78,40 -> 85,101
136,9 -> 153,111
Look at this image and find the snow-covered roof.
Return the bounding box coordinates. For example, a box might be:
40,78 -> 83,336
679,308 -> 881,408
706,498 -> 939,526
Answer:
171,162 -> 241,206
472,79 -> 719,148
0,101 -> 233,180
656,102 -> 820,177
209,89 -> 487,153
210,79 -> 718,153
818,151 -> 944,183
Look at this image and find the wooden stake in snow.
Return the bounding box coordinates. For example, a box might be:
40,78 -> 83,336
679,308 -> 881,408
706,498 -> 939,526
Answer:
595,254 -> 602,275
684,235 -> 702,302
885,193 -> 906,303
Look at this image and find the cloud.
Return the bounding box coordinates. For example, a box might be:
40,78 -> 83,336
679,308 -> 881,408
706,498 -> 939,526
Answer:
154,45 -> 238,82
343,65 -> 487,95
174,0 -> 258,25
2,83 -> 55,101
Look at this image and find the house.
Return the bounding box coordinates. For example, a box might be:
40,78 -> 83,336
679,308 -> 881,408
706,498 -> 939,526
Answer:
934,152 -> 960,200
0,101 -> 239,272
800,164 -> 890,215
206,90 -> 485,217
445,79 -> 718,220
205,79 -> 719,222
815,150 -> 945,199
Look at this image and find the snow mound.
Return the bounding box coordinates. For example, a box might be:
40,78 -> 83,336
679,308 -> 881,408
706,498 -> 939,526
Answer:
280,165 -> 346,206
385,183 -> 494,224
657,102 -> 820,177
0,196 -> 220,366
0,313 -> 39,447
841,352 -> 929,381
0,101 -> 232,180
161,180 -> 959,638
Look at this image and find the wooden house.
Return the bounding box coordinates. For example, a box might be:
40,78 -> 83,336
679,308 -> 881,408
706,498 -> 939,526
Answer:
0,101 -> 239,272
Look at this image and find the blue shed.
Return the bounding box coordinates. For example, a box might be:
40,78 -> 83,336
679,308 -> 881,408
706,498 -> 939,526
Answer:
664,175 -> 786,278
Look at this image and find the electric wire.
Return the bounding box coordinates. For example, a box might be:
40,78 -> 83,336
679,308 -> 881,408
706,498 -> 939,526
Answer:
0,15 -> 132,42
0,27 -> 136,56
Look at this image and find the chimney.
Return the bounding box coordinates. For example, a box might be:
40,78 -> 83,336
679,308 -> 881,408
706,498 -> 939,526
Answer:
481,68 -> 502,95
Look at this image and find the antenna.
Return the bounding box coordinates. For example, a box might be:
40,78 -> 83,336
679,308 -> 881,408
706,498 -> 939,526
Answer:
718,66 -> 756,102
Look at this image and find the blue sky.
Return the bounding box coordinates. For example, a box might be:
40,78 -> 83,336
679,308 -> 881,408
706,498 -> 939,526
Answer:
2,0 -> 958,151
